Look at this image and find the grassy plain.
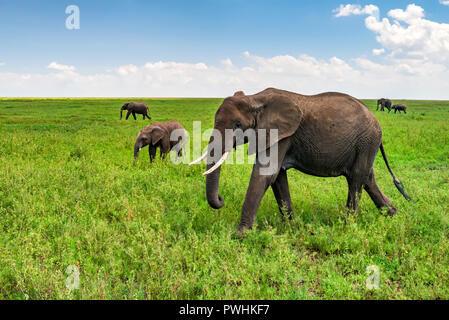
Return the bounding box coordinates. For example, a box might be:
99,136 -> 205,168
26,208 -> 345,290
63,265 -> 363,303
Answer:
0,97 -> 448,299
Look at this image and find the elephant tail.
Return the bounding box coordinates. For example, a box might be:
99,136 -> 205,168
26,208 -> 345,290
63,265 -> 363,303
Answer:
380,143 -> 413,201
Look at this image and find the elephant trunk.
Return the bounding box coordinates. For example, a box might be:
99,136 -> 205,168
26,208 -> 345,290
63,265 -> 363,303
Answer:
134,142 -> 141,160
205,132 -> 230,210
206,164 -> 224,209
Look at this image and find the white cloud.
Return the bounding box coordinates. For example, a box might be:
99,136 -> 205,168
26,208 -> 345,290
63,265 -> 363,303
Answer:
244,52 -> 359,82
372,48 -> 385,56
388,4 -> 424,23
117,64 -> 138,76
346,4 -> 449,62
334,4 -> 379,18
220,58 -> 233,68
1,50 -> 449,99
440,1 -> 449,6
354,58 -> 386,71
331,3 -> 449,97
47,62 -> 76,72
0,62 -> 4,67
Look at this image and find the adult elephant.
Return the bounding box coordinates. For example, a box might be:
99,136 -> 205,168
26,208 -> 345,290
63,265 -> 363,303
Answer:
377,98 -> 392,112
134,121 -> 187,162
192,88 -> 412,234
121,102 -> 151,120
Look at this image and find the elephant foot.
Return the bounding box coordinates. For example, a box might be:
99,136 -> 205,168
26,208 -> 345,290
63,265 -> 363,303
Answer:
346,208 -> 359,215
237,224 -> 251,237
387,206 -> 397,216
281,213 -> 293,222
379,205 -> 397,216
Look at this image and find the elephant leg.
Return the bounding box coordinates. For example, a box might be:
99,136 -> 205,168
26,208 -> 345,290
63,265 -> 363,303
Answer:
160,140 -> 170,160
345,153 -> 371,213
132,112 -> 137,120
149,146 -> 157,163
271,169 -> 293,221
146,112 -> 151,120
126,111 -> 131,120
143,114 -> 145,120
346,176 -> 363,213
364,169 -> 397,216
238,139 -> 291,234
170,139 -> 183,159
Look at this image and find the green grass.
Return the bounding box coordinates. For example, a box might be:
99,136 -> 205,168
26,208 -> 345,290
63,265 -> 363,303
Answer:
0,97 -> 448,300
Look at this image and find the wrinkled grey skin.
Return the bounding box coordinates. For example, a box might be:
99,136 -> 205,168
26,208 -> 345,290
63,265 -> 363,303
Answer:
134,121 -> 187,162
204,88 -> 412,234
377,98 -> 392,112
121,102 -> 151,120
390,104 -> 407,114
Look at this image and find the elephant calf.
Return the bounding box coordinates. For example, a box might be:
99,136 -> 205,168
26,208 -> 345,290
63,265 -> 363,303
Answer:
134,121 -> 187,162
390,104 -> 407,114
121,102 -> 151,120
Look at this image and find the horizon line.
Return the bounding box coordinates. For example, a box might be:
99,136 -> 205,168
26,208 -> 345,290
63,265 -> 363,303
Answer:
1,97 -> 449,101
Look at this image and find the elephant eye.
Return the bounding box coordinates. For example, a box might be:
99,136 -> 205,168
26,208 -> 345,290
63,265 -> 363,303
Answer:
234,121 -> 242,129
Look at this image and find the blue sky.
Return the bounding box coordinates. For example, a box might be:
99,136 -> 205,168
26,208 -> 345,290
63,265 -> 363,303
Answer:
1,1 -> 449,97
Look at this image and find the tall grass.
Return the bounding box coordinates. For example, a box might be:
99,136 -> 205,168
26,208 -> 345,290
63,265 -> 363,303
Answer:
0,98 -> 448,299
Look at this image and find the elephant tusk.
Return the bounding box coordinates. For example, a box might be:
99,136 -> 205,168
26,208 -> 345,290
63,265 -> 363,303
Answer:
203,152 -> 229,176
189,151 -> 208,165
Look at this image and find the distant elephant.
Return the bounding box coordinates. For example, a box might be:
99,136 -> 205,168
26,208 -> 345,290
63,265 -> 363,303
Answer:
377,98 -> 392,112
192,88 -> 412,234
134,121 -> 187,162
121,102 -> 151,120
390,104 -> 407,114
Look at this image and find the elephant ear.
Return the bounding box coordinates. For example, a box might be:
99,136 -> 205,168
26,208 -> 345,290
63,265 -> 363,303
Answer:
249,94 -> 302,155
150,127 -> 169,146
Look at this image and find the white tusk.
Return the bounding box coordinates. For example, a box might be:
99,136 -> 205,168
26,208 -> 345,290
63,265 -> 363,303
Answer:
203,152 -> 229,176
189,151 -> 208,165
